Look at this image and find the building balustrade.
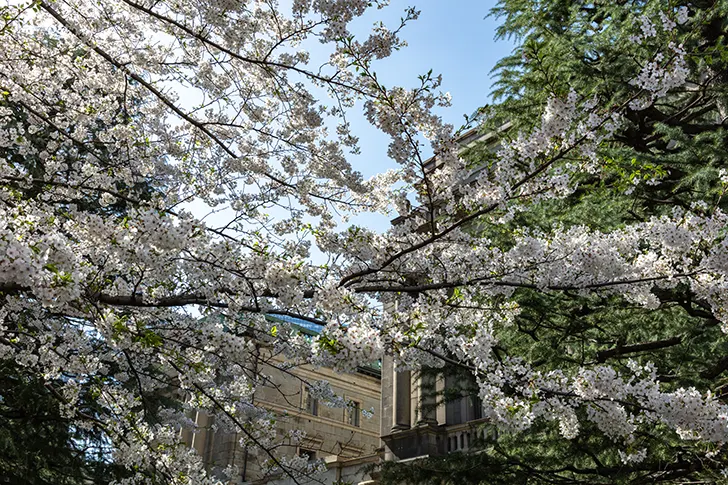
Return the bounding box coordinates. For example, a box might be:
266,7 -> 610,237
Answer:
443,418 -> 490,453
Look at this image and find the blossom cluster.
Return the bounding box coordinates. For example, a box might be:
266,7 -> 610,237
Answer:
0,1 -> 723,481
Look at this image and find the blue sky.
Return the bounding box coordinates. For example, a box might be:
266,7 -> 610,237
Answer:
326,0 -> 515,231
341,0 -> 515,178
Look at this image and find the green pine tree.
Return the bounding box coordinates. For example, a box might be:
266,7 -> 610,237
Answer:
380,2 -> 728,483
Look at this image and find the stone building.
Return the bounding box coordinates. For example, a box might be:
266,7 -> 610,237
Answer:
380,124 -> 509,464
379,359 -> 490,462
183,314 -> 382,484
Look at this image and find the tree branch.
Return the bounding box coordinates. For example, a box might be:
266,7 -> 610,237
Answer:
596,336 -> 683,363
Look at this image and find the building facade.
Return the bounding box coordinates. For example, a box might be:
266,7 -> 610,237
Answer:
183,316 -> 382,484
379,358 -> 489,463
379,125 -> 507,466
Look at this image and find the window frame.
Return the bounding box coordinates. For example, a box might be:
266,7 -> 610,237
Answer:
346,400 -> 361,427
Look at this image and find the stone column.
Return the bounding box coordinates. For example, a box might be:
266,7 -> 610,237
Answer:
190,410 -> 211,458
392,369 -> 411,431
435,373 -> 447,425
380,354 -> 394,437
416,370 -> 438,426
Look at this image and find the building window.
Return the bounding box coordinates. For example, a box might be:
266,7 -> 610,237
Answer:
305,393 -> 319,416
298,448 -> 316,461
347,401 -> 360,427
472,395 -> 483,420
444,372 -> 482,425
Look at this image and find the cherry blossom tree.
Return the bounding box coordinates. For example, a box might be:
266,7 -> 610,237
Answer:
2,0 -> 728,484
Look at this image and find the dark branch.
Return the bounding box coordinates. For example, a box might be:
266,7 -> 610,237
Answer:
596,336 -> 683,363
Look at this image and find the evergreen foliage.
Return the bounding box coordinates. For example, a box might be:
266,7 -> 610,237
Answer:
380,1 -> 728,483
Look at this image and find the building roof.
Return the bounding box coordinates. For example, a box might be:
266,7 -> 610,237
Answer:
266,314 -> 382,378
267,313 -> 325,336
